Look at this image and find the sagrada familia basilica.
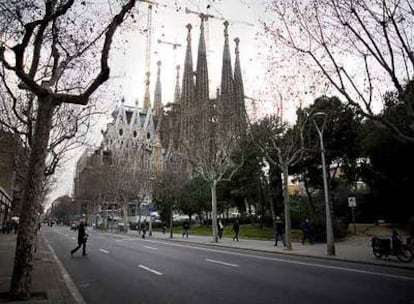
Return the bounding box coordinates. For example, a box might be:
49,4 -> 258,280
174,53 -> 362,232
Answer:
73,16 -> 247,218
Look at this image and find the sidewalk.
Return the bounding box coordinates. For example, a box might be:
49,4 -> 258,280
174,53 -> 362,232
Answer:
0,232 -> 78,304
1,228 -> 412,303
128,230 -> 414,270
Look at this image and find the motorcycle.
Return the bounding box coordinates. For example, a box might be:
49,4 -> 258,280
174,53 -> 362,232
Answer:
371,236 -> 413,263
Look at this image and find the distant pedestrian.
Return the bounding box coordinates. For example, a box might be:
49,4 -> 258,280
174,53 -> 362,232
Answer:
13,221 -> 18,234
274,217 -> 286,247
70,221 -> 88,256
300,218 -> 314,245
232,219 -> 240,241
182,220 -> 190,238
162,223 -> 167,234
141,220 -> 147,239
218,220 -> 224,240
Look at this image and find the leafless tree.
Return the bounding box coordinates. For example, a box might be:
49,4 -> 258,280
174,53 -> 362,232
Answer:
250,114 -> 306,250
0,0 -> 137,299
96,155 -> 152,233
265,0 -> 414,142
181,104 -> 245,242
152,167 -> 188,238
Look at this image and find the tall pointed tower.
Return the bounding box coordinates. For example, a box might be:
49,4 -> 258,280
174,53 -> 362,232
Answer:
233,37 -> 247,136
174,65 -> 181,105
153,60 -> 162,117
220,21 -> 235,130
195,15 -> 210,131
180,24 -> 195,141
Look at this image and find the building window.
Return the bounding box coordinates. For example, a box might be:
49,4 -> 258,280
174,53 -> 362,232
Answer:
119,129 -> 123,136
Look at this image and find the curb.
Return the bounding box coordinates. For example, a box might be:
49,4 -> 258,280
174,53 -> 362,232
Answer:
42,234 -> 86,304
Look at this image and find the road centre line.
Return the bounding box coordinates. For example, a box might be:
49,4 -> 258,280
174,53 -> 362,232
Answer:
139,239 -> 414,281
205,258 -> 239,267
143,246 -> 158,250
138,265 -> 163,276
99,249 -> 110,254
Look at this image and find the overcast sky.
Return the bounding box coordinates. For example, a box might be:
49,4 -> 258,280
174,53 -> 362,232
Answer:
45,0 -> 316,208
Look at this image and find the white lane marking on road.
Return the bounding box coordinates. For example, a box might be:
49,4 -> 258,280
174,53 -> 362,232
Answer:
42,233 -> 87,304
138,265 -> 163,276
143,246 -> 158,250
71,237 -> 75,240
115,240 -> 124,243
99,249 -> 109,254
141,239 -> 414,281
64,234 -> 68,237
122,238 -> 135,241
205,258 -> 239,267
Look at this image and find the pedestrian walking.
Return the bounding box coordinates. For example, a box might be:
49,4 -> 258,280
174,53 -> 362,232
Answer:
300,218 -> 314,245
141,220 -> 147,239
232,219 -> 240,241
182,220 -> 190,238
218,220 -> 224,240
274,216 -> 286,247
70,221 -> 88,256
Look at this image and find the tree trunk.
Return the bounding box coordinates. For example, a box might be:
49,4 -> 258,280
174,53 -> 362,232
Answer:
210,180 -> 218,242
169,201 -> 173,239
123,202 -> 128,233
10,96 -> 55,300
282,164 -> 292,250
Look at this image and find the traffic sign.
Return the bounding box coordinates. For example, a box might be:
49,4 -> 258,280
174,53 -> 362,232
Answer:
348,196 -> 357,207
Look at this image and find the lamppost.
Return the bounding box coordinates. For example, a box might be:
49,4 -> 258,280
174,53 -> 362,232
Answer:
312,112 -> 335,256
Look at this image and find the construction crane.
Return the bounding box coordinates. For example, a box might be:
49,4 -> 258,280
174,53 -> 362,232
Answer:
184,6 -> 255,26
138,0 -> 183,112
156,39 -> 182,50
157,39 -> 182,67
184,6 -> 254,56
139,2 -> 153,112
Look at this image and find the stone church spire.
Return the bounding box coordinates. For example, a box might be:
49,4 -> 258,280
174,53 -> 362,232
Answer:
153,60 -> 162,116
233,37 -> 247,136
195,16 -> 209,113
174,65 -> 181,105
181,24 -> 195,110
180,24 -> 195,141
219,21 -> 235,132
220,21 -> 234,107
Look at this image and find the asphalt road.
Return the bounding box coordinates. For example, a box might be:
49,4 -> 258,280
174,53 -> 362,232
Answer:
43,226 -> 414,304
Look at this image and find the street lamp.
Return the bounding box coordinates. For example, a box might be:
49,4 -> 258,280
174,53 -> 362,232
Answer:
312,112 -> 335,256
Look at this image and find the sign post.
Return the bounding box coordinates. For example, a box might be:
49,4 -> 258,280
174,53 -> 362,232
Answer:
348,197 -> 357,235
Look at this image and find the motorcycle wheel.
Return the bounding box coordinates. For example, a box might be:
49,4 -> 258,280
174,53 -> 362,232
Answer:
396,245 -> 414,263
372,247 -> 383,258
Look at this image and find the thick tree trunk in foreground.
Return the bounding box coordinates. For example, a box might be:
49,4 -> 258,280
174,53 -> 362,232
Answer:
10,97 -> 55,299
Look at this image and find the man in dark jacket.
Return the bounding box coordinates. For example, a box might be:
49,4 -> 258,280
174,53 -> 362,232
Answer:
232,219 -> 240,241
274,217 -> 286,247
71,221 -> 88,256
